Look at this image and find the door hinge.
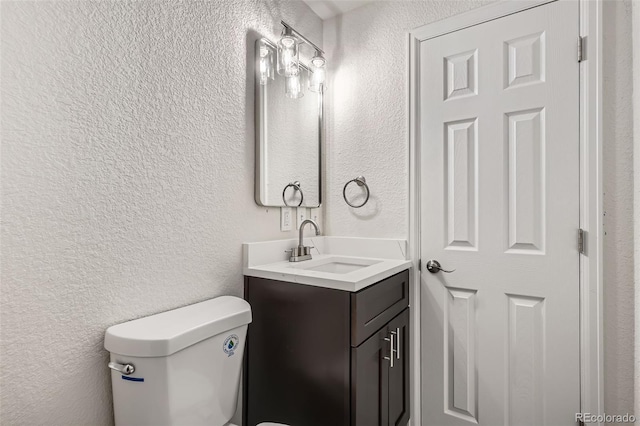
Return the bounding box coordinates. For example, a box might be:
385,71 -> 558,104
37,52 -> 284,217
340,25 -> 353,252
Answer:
578,228 -> 585,254
418,259 -> 421,271
578,36 -> 587,62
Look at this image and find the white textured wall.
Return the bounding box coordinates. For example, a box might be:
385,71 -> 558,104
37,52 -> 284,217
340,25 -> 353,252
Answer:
0,1 -> 321,425
322,1 -> 492,238
602,0 -> 636,422
323,0 -> 636,420
633,0 -> 640,422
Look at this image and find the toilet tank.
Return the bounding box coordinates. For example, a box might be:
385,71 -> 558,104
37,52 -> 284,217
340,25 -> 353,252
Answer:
104,296 -> 252,426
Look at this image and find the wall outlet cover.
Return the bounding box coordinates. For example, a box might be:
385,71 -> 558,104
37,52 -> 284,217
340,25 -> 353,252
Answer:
280,207 -> 292,232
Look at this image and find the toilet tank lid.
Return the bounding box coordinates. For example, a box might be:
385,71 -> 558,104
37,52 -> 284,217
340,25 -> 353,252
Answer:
104,296 -> 252,357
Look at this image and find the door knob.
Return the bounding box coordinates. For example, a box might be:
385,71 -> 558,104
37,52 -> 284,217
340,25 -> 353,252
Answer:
425,260 -> 455,274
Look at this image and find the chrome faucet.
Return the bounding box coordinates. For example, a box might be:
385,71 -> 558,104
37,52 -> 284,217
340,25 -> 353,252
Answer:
288,219 -> 320,262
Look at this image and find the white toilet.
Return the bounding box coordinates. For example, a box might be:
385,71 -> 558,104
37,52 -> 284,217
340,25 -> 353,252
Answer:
104,296 -> 257,426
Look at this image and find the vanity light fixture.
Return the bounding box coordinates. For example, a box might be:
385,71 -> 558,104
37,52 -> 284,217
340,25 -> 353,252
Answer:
278,21 -> 326,93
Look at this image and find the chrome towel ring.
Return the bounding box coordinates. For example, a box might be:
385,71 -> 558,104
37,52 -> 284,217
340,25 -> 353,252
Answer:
343,176 -> 370,208
283,181 -> 304,207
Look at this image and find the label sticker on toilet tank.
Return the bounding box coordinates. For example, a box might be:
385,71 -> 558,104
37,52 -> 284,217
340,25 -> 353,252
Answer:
121,375 -> 144,382
223,334 -> 239,357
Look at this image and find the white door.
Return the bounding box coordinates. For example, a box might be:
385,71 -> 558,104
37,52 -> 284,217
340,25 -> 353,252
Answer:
420,1 -> 580,425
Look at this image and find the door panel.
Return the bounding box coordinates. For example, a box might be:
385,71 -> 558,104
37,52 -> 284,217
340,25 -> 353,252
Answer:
505,108 -> 545,253
445,118 -> 478,250
420,1 -> 580,425
445,288 -> 477,421
506,295 -> 545,425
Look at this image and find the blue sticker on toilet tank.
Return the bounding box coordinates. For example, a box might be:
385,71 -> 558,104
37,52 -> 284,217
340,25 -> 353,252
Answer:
121,376 -> 144,382
223,334 -> 239,357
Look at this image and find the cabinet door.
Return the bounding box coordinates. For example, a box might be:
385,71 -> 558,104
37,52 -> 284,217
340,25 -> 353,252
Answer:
244,277 -> 351,426
352,327 -> 390,426
388,309 -> 410,426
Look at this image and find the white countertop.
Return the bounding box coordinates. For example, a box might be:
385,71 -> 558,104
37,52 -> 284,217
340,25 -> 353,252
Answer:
243,253 -> 412,292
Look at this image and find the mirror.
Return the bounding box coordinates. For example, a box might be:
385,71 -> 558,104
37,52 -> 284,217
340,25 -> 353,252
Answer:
255,38 -> 322,207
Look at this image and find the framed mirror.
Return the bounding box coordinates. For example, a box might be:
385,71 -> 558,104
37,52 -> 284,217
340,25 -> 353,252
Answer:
255,38 -> 322,207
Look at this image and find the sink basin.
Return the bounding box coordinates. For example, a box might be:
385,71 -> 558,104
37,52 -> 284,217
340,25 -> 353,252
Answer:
308,262 -> 368,274
290,256 -> 382,274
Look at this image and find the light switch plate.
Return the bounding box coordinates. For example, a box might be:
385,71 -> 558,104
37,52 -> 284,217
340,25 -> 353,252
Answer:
280,207 -> 292,232
296,207 -> 308,230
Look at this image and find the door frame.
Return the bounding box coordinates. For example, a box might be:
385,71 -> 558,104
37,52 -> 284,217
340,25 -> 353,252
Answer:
407,1 -> 604,425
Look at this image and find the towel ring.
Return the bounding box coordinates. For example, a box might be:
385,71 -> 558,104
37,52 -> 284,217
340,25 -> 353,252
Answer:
343,176 -> 370,208
283,181 -> 303,207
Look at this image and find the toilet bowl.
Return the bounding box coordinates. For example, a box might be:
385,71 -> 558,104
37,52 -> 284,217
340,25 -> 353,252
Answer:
104,296 -> 253,426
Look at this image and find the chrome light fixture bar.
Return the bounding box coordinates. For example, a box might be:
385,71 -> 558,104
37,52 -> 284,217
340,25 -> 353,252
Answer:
278,21 -> 326,94
280,21 -> 324,56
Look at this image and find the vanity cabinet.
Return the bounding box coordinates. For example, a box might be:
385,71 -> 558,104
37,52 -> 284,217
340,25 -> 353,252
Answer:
243,269 -> 410,426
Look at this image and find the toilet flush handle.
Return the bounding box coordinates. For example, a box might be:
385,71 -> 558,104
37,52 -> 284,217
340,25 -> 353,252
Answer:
108,361 -> 135,375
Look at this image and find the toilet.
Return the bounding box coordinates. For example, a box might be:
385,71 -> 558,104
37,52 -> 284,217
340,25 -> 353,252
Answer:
104,296 -> 260,426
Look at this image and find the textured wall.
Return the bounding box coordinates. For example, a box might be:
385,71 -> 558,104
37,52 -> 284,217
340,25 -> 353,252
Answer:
323,0 -> 636,420
602,0 -> 636,422
633,1 -> 640,422
0,1 -> 321,425
322,0 -> 492,238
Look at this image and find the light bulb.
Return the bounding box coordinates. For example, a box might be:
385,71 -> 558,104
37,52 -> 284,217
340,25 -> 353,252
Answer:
285,71 -> 304,99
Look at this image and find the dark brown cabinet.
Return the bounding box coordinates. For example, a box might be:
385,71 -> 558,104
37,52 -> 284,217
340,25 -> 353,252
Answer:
352,309 -> 409,426
243,269 -> 410,426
